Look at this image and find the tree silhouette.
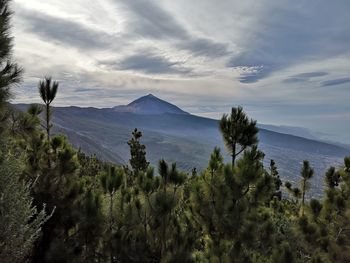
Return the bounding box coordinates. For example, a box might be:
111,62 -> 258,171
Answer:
0,0 -> 22,108
0,0 -> 22,134
300,160 -> 314,216
219,106 -> 258,167
128,128 -> 149,175
39,77 -> 58,168
270,159 -> 282,200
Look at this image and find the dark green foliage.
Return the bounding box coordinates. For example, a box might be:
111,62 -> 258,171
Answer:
28,134 -> 82,262
272,242 -> 295,263
38,77 -> 58,168
128,128 -> 150,174
0,139 -> 50,263
101,165 -> 123,195
300,160 -> 314,215
309,199 -> 322,217
78,189 -> 104,261
270,159 -> 282,200
0,0 -> 21,136
0,3 -> 48,261
219,106 -> 259,167
208,146 -> 223,175
0,0 -> 22,108
325,166 -> 340,188
39,77 -> 58,106
77,149 -> 104,177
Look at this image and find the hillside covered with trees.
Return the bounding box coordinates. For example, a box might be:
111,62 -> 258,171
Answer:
1,1 -> 350,262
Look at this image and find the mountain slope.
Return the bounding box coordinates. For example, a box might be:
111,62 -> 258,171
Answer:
13,95 -> 350,197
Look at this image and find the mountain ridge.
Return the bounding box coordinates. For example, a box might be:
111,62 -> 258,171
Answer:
13,102 -> 349,156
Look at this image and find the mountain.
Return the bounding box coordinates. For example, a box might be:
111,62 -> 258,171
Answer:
13,95 -> 350,198
257,124 -> 318,140
112,94 -> 189,115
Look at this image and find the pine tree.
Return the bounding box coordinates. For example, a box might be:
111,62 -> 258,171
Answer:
0,0 -> 22,135
0,2 -> 50,261
219,106 -> 259,167
285,181 -> 302,205
0,0 -> 22,109
100,165 -> 123,262
270,159 -> 282,200
128,128 -> 149,174
295,157 -> 350,262
38,77 -> 58,168
0,139 -> 50,263
79,189 -> 104,262
18,86 -> 86,262
29,135 -> 81,262
208,147 -> 224,177
300,160 -> 314,216
190,145 -> 277,261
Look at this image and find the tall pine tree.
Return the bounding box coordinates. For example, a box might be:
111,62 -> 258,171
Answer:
219,106 -> 258,167
0,0 -> 21,108
128,128 -> 149,174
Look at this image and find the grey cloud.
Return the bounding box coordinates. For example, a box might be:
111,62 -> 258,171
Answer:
227,63 -> 272,84
101,51 -> 192,75
75,88 -> 102,93
283,77 -> 305,84
283,71 -> 328,83
177,38 -> 229,58
292,72 -> 328,78
226,56 -> 274,83
18,8 -> 114,50
119,0 -> 188,40
117,0 -> 230,58
321,77 -> 350,87
238,68 -> 271,84
227,1 -> 350,83
19,0 -> 231,61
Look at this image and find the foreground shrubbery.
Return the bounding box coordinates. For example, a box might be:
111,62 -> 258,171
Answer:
0,0 -> 349,262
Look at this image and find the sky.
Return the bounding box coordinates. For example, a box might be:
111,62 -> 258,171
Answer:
11,0 -> 350,143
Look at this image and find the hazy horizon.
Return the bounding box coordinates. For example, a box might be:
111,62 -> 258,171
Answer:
11,0 -> 350,143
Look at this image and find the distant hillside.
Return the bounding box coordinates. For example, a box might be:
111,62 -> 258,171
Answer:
257,124 -> 318,140
13,95 -> 350,197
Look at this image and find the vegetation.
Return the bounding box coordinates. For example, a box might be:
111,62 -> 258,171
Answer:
219,106 -> 259,166
128,128 -> 150,174
0,0 -> 349,262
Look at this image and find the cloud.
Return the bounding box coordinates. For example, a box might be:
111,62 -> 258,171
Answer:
17,7 -> 115,50
227,1 -> 350,83
230,65 -> 270,83
321,77 -> 350,87
117,0 -> 230,58
292,72 -> 328,78
226,56 -> 274,83
75,88 -> 101,93
118,0 -> 188,40
101,51 -> 192,75
177,38 -> 229,58
283,77 -> 305,84
283,71 -> 328,83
